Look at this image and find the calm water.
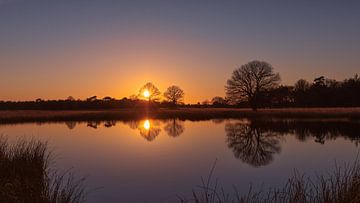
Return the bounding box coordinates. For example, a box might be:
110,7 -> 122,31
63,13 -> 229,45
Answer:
1,118 -> 359,202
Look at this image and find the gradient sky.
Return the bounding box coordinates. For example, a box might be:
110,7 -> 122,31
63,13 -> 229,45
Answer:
1,0 -> 360,103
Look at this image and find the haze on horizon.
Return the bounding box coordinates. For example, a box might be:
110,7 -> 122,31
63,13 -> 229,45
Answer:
1,0 -> 359,103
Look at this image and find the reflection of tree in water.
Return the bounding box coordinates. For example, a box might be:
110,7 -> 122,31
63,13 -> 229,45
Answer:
255,119 -> 360,145
87,121 -> 101,129
126,119 -> 162,142
164,119 -> 184,137
127,120 -> 139,130
104,120 -> 116,128
225,122 -> 281,167
65,121 -> 76,130
212,119 -> 225,124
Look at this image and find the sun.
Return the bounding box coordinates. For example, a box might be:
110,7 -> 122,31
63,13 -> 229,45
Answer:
143,90 -> 150,98
143,119 -> 151,130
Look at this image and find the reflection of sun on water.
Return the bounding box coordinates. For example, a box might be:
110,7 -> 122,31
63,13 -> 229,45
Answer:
143,120 -> 151,130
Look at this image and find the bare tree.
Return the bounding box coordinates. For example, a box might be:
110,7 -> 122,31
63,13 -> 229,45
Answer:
86,96 -> 97,102
103,96 -> 114,101
138,82 -> 161,102
66,96 -> 75,101
294,79 -> 310,92
211,96 -> 227,107
226,60 -> 280,110
164,85 -> 184,105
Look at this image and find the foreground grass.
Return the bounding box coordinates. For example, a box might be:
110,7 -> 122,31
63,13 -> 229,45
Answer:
180,160 -> 360,203
0,137 -> 85,203
0,108 -> 360,124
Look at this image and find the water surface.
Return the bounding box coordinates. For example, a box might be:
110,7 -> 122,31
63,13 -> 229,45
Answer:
1,118 -> 359,202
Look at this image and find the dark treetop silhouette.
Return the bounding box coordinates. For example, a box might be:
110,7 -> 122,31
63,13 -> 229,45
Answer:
0,61 -> 359,110
163,85 -> 184,105
226,60 -> 280,110
138,82 -> 161,102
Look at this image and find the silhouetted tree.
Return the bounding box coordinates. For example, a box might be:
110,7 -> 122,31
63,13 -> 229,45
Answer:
225,122 -> 281,167
138,82 -> 161,102
66,96 -> 75,101
164,85 -> 184,105
86,96 -> 97,102
226,60 -> 280,110
294,79 -> 310,92
129,94 -> 138,100
201,100 -> 211,106
103,96 -> 114,101
164,119 -> 185,137
211,96 -> 227,107
313,76 -> 325,86
268,86 -> 294,107
293,79 -> 311,106
342,74 -> 360,106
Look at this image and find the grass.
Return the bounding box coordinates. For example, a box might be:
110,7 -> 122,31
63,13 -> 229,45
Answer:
0,136 -> 85,203
0,107 -> 360,124
179,159 -> 360,203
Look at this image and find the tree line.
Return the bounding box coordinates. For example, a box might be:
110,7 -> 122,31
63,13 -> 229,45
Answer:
225,60 -> 360,110
0,60 -> 359,110
0,83 -> 185,110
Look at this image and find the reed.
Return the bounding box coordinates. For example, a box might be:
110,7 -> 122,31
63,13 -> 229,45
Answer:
0,136 -> 85,203
180,159 -> 360,203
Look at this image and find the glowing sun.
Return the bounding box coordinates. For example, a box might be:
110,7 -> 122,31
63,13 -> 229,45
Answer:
143,120 -> 151,130
143,90 -> 150,98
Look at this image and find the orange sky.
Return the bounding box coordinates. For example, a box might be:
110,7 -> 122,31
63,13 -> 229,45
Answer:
1,1 -> 359,103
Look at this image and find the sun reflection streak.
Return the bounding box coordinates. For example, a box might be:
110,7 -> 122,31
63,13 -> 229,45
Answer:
143,119 -> 151,130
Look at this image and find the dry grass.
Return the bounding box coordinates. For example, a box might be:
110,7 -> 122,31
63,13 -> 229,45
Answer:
0,136 -> 85,203
179,159 -> 360,203
0,108 -> 360,124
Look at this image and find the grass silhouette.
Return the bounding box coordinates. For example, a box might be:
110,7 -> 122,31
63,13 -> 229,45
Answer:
0,136 -> 85,203
179,159 -> 360,203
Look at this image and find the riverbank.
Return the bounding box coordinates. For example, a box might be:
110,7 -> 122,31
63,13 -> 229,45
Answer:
0,108 -> 360,124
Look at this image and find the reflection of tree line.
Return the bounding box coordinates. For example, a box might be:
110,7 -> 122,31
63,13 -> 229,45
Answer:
65,120 -> 117,129
127,119 -> 185,141
251,119 -> 360,145
64,119 -> 360,167
65,119 -> 185,141
225,119 -> 360,167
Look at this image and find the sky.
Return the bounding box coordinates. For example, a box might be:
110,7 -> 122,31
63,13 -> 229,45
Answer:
1,0 -> 360,103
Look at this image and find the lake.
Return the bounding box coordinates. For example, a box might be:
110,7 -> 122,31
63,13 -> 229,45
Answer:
1,118 -> 359,202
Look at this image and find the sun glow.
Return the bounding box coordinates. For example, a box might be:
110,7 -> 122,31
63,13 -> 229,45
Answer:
143,120 -> 151,130
143,90 -> 150,98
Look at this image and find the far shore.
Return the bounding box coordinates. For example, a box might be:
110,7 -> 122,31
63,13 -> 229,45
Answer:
0,107 -> 360,124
